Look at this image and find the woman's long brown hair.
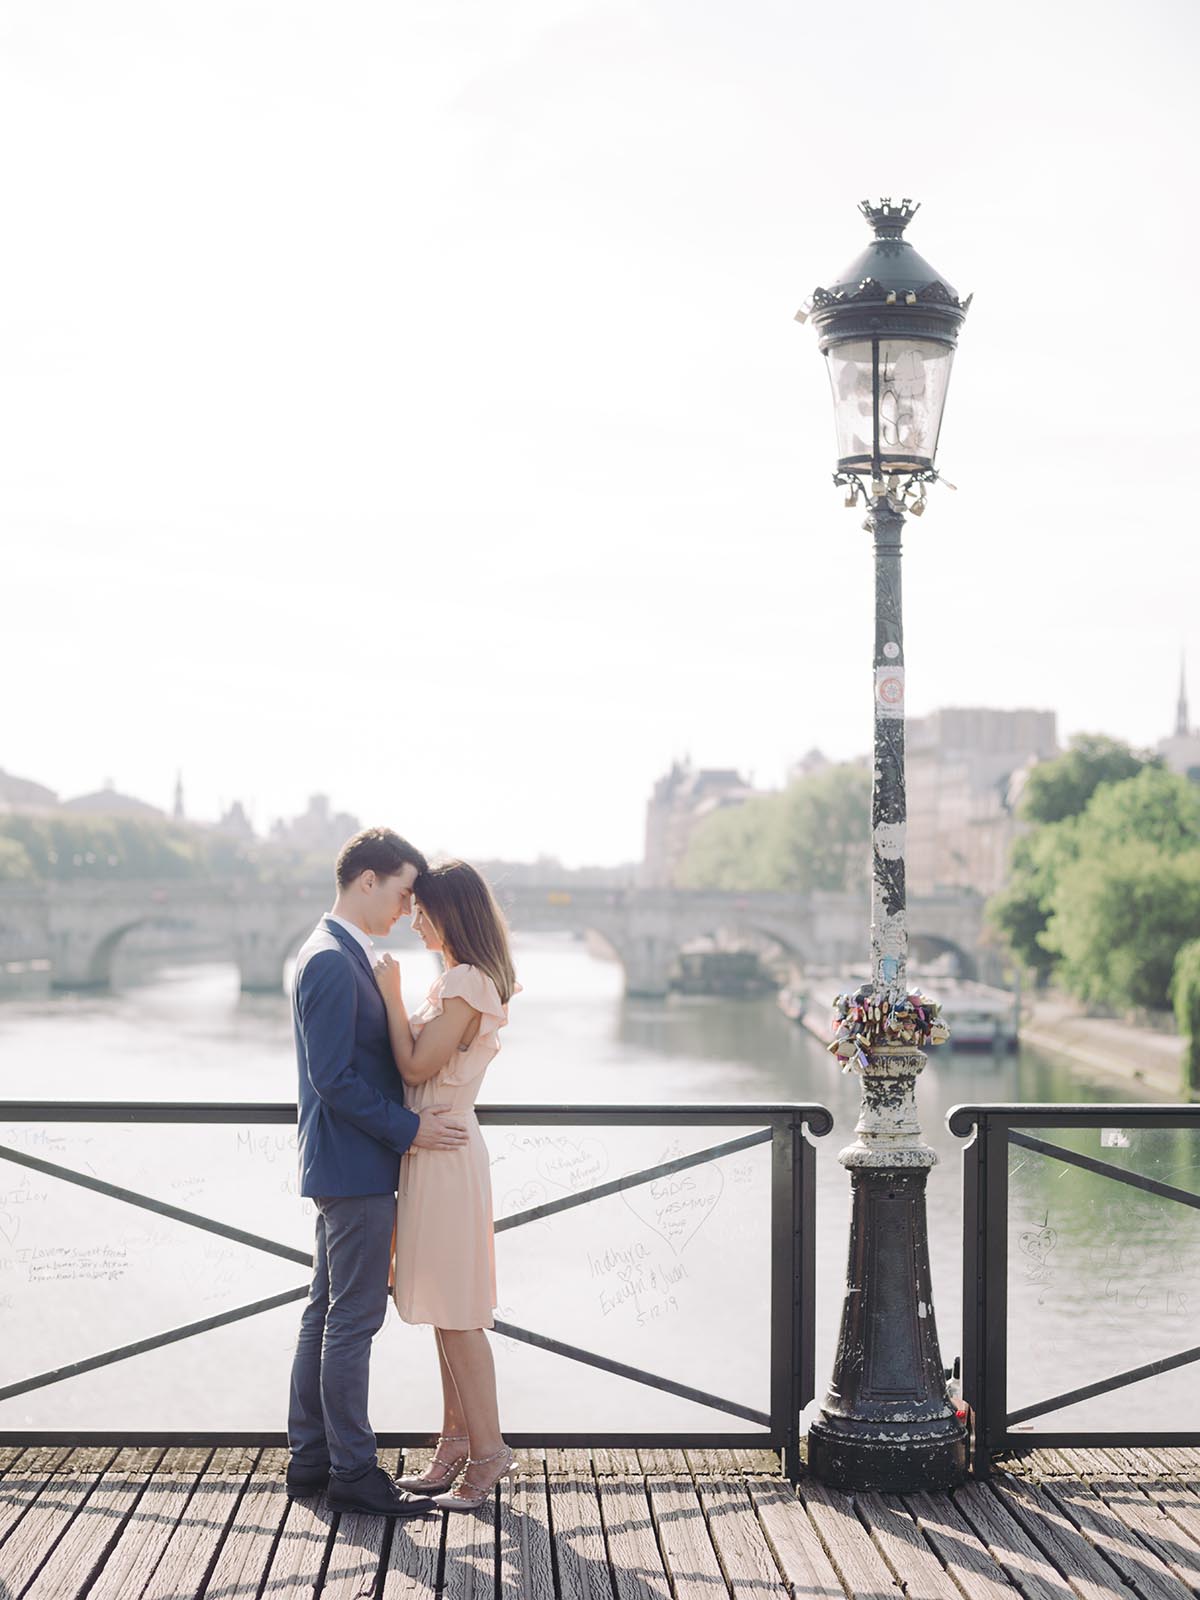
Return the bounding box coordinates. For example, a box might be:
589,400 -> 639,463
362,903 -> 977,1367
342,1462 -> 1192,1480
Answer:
414,860 -> 517,1005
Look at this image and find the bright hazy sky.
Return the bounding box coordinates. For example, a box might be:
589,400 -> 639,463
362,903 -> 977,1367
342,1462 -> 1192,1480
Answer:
3,0 -> 1197,866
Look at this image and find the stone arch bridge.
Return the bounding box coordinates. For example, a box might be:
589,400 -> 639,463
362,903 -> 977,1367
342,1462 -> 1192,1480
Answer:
0,880 -> 991,996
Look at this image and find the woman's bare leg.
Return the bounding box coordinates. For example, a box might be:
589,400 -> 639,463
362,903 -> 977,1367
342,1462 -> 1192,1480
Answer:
435,1328 -> 467,1438
436,1328 -> 505,1460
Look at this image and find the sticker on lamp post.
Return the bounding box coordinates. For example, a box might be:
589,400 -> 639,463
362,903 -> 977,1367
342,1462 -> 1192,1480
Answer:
875,666 -> 905,718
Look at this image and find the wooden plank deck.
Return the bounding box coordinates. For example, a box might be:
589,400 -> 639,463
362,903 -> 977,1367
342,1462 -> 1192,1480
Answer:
0,1445 -> 1197,1600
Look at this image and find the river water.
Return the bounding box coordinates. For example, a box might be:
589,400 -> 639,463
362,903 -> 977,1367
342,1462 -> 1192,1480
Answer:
1,933 -> 1195,1442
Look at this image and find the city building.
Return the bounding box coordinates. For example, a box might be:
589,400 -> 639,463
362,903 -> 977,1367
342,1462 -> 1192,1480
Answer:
0,768 -> 58,813
906,708 -> 1059,897
212,800 -> 256,842
271,793 -> 361,854
642,760 -> 757,888
60,780 -> 165,819
1157,660 -> 1200,782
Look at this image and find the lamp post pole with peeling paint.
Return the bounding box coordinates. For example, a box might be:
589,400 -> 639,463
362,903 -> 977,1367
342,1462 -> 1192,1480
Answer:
796,200 -> 971,1490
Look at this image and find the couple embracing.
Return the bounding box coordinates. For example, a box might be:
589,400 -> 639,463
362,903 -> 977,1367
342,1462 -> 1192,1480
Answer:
286,828 -> 519,1518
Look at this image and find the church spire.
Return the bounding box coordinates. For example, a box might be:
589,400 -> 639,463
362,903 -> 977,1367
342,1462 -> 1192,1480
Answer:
173,771 -> 185,821
1178,656 -> 1190,738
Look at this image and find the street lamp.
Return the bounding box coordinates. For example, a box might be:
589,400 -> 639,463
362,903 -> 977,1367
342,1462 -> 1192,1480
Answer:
797,199 -> 970,1490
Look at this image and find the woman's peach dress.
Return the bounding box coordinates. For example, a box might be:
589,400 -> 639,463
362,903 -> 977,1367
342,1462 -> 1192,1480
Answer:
392,964 -> 514,1330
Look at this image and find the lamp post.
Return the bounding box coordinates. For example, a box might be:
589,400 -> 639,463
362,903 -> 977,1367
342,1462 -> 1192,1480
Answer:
797,200 -> 970,1490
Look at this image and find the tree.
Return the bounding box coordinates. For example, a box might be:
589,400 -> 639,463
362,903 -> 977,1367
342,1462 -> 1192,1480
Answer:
1042,842 -> 1200,1011
677,765 -> 870,893
0,837 -> 34,882
986,818 -> 1080,981
1019,734 -> 1157,825
1171,940 -> 1200,1098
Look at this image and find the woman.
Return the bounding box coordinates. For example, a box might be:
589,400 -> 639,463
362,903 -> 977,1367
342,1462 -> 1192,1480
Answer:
374,858 -> 519,1511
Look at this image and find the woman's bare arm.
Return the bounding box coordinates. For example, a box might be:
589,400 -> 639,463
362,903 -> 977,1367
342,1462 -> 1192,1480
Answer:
375,954 -> 480,1088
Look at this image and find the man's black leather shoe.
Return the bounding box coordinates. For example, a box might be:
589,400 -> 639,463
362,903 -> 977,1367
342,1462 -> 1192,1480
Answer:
327,1465 -> 435,1518
286,1463 -> 331,1495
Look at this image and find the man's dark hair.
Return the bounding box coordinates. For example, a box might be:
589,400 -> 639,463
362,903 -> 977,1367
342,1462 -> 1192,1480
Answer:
336,828 -> 428,889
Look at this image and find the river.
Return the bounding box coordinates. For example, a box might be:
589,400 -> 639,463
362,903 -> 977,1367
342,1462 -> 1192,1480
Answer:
1,933 -> 1194,1442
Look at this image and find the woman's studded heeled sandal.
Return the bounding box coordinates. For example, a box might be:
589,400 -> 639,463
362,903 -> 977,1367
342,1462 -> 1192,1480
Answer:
395,1435 -> 469,1494
430,1445 -> 516,1511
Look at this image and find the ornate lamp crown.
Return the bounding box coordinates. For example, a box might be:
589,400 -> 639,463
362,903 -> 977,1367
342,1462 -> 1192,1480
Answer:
859,198 -> 919,239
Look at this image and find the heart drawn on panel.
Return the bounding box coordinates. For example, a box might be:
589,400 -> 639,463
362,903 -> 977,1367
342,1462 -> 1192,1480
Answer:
620,1162 -> 724,1255
0,1209 -> 19,1249
534,1139 -> 609,1192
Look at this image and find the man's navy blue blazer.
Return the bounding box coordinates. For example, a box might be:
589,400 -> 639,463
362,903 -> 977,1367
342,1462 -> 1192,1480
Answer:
292,915 -> 420,1198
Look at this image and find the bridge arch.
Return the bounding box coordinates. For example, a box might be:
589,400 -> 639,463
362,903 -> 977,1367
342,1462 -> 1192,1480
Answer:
52,912 -> 223,990
909,932 -> 977,981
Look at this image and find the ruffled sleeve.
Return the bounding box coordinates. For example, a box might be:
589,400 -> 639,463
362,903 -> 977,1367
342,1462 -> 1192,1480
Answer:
410,965 -> 515,1086
438,965 -> 508,1040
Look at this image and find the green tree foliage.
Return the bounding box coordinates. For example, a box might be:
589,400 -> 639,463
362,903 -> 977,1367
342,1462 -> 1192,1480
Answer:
0,836 -> 35,881
1170,939 -> 1200,1097
988,737 -> 1166,982
1042,842 -> 1200,1010
0,815 -> 261,881
1019,733 -> 1157,825
677,765 -> 871,893
986,819 -> 1080,981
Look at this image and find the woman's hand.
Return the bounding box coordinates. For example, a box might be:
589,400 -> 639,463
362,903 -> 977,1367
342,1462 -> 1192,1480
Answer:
374,952 -> 403,1006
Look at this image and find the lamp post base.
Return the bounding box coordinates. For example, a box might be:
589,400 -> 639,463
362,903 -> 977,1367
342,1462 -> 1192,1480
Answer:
807,1414 -> 967,1492
806,1045 -> 968,1492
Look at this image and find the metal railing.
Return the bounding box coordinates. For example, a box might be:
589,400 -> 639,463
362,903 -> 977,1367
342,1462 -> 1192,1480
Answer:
0,1100 -> 831,1479
950,1102 -> 1200,1474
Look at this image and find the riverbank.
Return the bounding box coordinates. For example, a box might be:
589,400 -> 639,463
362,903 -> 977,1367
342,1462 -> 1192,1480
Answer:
1020,994 -> 1189,1100
800,989 -> 1190,1100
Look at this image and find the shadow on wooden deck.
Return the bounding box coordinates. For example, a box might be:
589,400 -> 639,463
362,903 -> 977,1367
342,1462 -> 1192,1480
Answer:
1,1444 -> 1198,1599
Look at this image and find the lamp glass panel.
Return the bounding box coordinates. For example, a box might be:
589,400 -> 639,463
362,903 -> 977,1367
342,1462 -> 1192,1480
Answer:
825,337 -> 954,473
825,340 -> 874,467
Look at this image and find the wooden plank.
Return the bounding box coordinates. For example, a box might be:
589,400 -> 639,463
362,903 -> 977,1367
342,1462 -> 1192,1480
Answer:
143,1468 -> 251,1600
593,1449 -> 642,1477
381,1497 -> 444,1600
746,1477 -> 843,1600
684,1449 -> 728,1477
321,1507 -> 388,1600
796,1477 -> 901,1599
1038,1478 -> 1193,1600
597,1476 -> 671,1600
696,1478 -> 787,1600
903,1489 -> 1018,1600
1020,1450 -> 1077,1480
0,1447 -> 24,1474
11,1446 -> 72,1475
547,1474 -> 614,1600
90,1463 -> 207,1600
1151,1479 -> 1200,1545
0,1449 -> 117,1598
1090,1478 -> 1200,1593
206,1446 -> 258,1473
732,1449 -> 780,1475
199,1476 -> 290,1598
637,1449 -> 687,1475
951,1482 -> 1086,1600
442,1484 -> 496,1600
499,1463 -> 556,1600
857,1491 -> 965,1600
261,1489 -> 339,1597
0,1448 -> 72,1547
992,1477 -> 1142,1600
24,1463 -> 156,1600
646,1475 -> 727,1600
544,1449 -> 592,1476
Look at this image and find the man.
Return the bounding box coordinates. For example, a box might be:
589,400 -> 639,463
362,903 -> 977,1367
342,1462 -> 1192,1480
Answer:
286,827 -> 470,1517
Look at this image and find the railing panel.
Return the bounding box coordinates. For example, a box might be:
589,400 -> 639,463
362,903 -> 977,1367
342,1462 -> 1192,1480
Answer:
0,1102 -> 829,1458
951,1103 -> 1200,1461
